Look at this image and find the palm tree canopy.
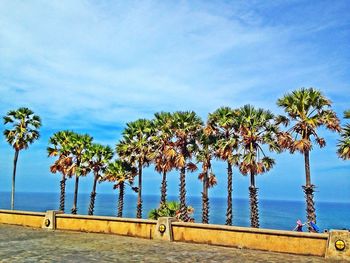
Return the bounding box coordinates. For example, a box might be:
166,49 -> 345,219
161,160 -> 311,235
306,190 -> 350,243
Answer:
47,130 -> 76,178
153,112 -> 173,135
116,119 -> 153,166
277,88 -> 340,153
47,130 -> 75,157
171,111 -> 203,139
207,107 -> 238,135
237,105 -> 280,176
337,110 -> 350,160
3,107 -> 42,151
103,160 -> 137,189
170,111 -> 203,169
70,133 -> 93,177
337,124 -> 350,160
206,107 -> 240,163
84,143 -> 114,178
150,112 -> 175,173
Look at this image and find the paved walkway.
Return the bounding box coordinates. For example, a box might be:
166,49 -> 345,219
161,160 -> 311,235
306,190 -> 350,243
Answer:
0,224 -> 333,262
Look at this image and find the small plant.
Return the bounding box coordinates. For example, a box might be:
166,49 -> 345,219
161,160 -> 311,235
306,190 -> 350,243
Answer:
148,201 -> 194,222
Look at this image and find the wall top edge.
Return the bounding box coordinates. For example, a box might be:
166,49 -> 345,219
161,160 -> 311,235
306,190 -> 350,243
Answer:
172,221 -> 329,239
56,213 -> 158,224
0,209 -> 46,216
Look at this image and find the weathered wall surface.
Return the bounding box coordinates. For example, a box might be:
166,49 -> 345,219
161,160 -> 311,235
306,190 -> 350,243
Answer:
172,222 -> 328,257
0,210 -> 45,228
325,230 -> 350,261
0,210 -> 339,258
56,214 -> 156,239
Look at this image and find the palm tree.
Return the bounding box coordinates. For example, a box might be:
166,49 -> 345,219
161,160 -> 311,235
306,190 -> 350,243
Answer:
171,111 -> 203,221
337,110 -> 350,160
236,105 -> 281,228
151,112 -> 175,206
85,143 -> 113,215
47,130 -> 75,212
196,131 -> 217,224
103,160 -> 137,217
206,107 -> 239,226
70,133 -> 93,214
3,107 -> 41,210
277,88 -> 340,223
116,119 -> 153,218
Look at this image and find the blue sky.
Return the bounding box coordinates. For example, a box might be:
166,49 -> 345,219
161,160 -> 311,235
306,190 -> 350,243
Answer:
0,0 -> 349,203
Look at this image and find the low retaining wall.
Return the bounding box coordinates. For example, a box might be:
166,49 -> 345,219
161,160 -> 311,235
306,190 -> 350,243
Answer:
0,209 -> 45,228
0,210 -> 348,260
56,214 -> 156,239
172,222 -> 328,256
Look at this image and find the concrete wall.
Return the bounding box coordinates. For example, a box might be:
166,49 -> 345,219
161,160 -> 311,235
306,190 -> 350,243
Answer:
0,210 -> 331,257
0,209 -> 45,228
56,214 -> 156,239
172,222 -> 328,257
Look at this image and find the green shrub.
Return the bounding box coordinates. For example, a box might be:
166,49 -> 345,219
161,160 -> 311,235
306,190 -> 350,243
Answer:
148,201 -> 194,222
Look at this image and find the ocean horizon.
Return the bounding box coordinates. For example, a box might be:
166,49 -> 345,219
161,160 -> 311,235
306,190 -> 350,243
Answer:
0,191 -> 348,232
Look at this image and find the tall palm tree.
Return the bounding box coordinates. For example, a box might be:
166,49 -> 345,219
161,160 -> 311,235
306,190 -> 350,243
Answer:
151,112 -> 175,206
116,119 -> 153,218
236,105 -> 281,228
70,133 -> 93,214
206,107 -> 239,226
3,107 -> 41,210
277,88 -> 340,223
171,111 -> 203,221
337,110 -> 350,160
85,143 -> 113,215
196,131 -> 217,224
103,160 -> 137,217
47,130 -> 75,212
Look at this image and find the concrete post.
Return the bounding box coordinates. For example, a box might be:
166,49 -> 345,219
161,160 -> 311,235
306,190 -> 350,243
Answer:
325,230 -> 350,261
42,210 -> 63,230
153,217 -> 176,241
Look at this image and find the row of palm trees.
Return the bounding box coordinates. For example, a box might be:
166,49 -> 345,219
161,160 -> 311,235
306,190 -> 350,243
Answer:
47,131 -> 137,216
3,88 -> 349,228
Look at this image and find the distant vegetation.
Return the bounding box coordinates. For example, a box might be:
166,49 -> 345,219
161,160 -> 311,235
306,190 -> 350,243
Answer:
2,88 -> 349,228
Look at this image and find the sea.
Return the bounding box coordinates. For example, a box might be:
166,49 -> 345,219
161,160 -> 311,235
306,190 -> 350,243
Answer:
0,192 -> 348,232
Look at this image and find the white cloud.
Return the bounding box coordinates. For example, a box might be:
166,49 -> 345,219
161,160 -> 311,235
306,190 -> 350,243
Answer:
0,0 -> 349,201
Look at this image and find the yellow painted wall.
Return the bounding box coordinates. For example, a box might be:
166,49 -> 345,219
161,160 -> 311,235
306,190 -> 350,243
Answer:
0,210 -> 329,257
172,222 -> 328,256
0,210 -> 44,228
56,214 -> 156,239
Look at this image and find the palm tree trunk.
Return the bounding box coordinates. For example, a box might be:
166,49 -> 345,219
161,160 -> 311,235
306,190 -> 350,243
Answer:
136,161 -> 143,218
225,161 -> 233,225
71,175 -> 79,214
59,173 -> 66,212
202,170 -> 209,224
117,181 -> 125,217
303,150 -> 316,224
304,150 -> 311,186
160,171 -> 167,206
11,150 -> 19,210
88,173 -> 98,216
179,166 -> 188,221
249,172 -> 260,228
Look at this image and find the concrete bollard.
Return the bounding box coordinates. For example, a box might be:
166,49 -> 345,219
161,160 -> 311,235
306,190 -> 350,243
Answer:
42,210 -> 63,230
153,217 -> 176,241
325,230 -> 350,261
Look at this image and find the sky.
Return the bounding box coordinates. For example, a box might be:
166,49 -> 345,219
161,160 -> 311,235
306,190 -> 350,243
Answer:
0,0 -> 349,204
